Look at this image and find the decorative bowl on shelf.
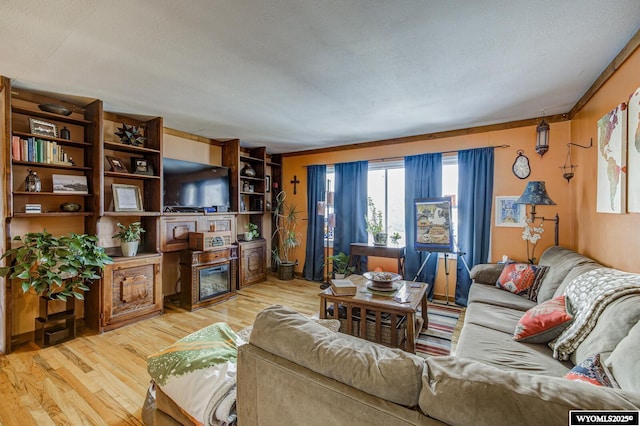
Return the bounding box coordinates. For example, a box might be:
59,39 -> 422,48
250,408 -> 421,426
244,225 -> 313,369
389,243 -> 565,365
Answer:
38,103 -> 72,116
60,202 -> 81,212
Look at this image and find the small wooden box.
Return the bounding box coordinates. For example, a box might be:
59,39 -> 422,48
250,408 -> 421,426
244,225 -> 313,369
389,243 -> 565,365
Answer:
189,232 -> 231,251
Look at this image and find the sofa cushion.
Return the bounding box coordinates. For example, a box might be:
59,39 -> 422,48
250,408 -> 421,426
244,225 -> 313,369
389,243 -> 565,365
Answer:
468,282 -> 537,312
249,305 -> 425,407
536,246 -> 599,303
572,294 -> 640,365
496,263 -> 546,297
455,323 -> 572,376
464,302 -> 524,335
605,321 -> 640,393
418,356 -> 640,426
513,295 -> 573,343
564,354 -> 617,387
470,263 -> 505,284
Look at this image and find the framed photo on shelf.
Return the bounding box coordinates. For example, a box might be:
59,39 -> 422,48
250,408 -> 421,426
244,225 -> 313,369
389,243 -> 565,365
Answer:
112,184 -> 143,212
29,118 -> 58,138
266,175 -> 271,193
52,174 -> 89,194
106,156 -> 129,173
131,157 -> 154,175
495,196 -> 526,227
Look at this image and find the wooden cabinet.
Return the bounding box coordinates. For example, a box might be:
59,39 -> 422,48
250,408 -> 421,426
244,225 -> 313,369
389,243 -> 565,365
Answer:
160,214 -> 237,252
238,239 -> 267,288
85,255 -> 162,332
222,139 -> 266,215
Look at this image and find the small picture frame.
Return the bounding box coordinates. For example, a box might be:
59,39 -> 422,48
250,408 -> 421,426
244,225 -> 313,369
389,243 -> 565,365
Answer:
112,184 -> 143,212
29,118 -> 58,138
106,156 -> 129,173
52,174 -> 89,194
495,196 -> 527,227
266,175 -> 271,193
131,157 -> 154,175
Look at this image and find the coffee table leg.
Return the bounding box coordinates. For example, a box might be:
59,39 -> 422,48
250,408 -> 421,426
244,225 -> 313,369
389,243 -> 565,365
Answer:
421,292 -> 428,330
320,298 -> 327,319
406,312 -> 416,353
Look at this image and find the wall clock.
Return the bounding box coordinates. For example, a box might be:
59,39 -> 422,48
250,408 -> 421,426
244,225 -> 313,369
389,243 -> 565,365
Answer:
512,150 -> 531,179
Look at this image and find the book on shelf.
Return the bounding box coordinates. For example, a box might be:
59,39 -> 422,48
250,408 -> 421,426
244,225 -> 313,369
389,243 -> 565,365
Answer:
331,278 -> 357,296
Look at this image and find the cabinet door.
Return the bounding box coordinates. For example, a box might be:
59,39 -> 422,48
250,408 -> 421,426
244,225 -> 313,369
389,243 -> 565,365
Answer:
239,240 -> 267,288
102,256 -> 162,330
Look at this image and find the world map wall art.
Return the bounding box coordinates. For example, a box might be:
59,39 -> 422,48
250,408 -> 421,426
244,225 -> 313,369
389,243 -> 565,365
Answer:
628,88 -> 640,213
596,102 -> 627,214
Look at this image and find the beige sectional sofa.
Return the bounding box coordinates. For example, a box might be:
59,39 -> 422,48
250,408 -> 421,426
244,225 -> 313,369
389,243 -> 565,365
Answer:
237,246 -> 640,426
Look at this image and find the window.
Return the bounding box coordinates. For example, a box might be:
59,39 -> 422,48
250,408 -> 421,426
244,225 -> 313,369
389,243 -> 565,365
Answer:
326,154 -> 458,246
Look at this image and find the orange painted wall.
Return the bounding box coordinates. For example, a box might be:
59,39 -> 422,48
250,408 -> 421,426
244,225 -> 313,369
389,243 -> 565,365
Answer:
281,121 -> 572,297
570,48 -> 640,272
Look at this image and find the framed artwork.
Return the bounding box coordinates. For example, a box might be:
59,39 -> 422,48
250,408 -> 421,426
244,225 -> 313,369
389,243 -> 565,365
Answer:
52,174 -> 89,194
596,102 -> 627,214
131,157 -> 154,175
628,87 -> 640,212
495,196 -> 526,227
414,197 -> 454,253
266,175 -> 271,193
106,156 -> 129,173
112,184 -> 143,212
29,118 -> 58,138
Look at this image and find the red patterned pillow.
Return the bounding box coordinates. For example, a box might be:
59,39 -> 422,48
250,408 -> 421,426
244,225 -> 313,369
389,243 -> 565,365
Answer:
564,354 -> 617,387
513,295 -> 573,343
496,263 -> 547,297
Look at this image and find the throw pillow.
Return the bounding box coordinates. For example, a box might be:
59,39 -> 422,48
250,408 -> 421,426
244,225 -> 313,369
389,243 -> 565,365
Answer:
564,354 -> 617,387
513,295 -> 573,343
496,263 -> 547,297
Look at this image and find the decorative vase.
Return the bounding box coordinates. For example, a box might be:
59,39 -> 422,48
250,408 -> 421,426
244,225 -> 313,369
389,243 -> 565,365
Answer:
60,126 -> 71,140
241,163 -> 256,177
373,232 -> 388,246
121,241 -> 139,257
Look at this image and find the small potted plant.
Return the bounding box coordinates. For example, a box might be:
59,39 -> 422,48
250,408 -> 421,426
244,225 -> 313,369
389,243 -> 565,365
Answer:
390,232 -> 402,245
112,222 -> 145,257
244,223 -> 259,241
327,251 -> 355,279
365,197 -> 387,245
0,230 -> 113,301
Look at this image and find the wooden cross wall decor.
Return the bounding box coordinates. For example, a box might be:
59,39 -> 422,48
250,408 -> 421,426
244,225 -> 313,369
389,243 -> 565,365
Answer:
290,175 -> 300,195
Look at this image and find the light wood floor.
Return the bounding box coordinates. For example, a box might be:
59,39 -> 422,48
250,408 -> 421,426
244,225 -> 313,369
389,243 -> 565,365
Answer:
0,275 -> 322,426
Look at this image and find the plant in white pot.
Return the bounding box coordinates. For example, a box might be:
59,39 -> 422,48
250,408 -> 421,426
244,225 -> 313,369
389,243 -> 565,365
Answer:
272,191 -> 301,280
112,222 -> 145,257
327,251 -> 354,279
244,222 -> 259,241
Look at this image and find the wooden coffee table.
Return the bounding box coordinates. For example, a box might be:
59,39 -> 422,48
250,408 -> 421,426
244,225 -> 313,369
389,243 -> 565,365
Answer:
319,275 -> 428,353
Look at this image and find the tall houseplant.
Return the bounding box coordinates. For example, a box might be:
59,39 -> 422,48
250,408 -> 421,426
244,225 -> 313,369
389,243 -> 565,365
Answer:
0,230 -> 113,301
272,191 -> 301,280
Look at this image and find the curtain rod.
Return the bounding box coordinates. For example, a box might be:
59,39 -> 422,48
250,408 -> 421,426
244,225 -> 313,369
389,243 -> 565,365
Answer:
302,144 -> 510,167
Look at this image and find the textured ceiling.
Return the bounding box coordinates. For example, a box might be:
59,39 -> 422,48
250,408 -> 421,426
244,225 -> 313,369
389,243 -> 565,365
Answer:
1,0 -> 639,153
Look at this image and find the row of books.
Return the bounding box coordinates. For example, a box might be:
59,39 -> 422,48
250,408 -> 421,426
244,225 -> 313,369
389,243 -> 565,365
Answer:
12,135 -> 73,165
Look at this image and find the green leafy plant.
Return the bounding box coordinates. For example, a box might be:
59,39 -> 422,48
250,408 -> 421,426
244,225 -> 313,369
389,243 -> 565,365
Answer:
112,222 -> 145,242
327,251 -> 355,276
245,222 -> 259,239
0,230 -> 113,301
390,232 -> 402,244
272,191 -> 301,264
365,197 -> 384,236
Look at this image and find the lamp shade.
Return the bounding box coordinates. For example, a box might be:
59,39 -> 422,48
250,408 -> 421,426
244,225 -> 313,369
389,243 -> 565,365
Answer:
516,181 -> 556,206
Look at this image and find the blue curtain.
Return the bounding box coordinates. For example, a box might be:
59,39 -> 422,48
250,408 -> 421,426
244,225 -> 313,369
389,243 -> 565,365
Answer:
404,153 -> 442,300
334,161 -> 368,272
302,165 -> 326,281
456,147 -> 494,306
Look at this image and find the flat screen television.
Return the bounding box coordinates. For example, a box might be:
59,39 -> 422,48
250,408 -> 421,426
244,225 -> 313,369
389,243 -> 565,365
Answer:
163,158 -> 230,212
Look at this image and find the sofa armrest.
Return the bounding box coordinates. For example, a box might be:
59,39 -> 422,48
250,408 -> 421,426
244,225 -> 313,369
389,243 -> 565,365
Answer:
419,356 -> 640,426
469,263 -> 505,284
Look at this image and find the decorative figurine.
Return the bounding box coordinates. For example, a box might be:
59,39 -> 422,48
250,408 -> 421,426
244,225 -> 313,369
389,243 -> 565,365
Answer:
115,123 -> 146,146
25,169 -> 41,192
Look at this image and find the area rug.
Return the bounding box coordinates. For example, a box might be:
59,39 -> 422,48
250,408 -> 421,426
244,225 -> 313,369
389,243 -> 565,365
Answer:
415,302 -> 463,358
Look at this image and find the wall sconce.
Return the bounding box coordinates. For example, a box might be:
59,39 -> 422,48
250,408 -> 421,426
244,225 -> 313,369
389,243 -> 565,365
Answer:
560,139 -> 594,182
516,181 -> 559,245
535,117 -> 550,157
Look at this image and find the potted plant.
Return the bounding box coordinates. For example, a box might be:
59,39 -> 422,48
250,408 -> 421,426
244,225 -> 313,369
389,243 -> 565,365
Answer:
0,230 -> 113,301
112,222 -> 145,257
244,223 -> 259,241
365,197 -> 387,245
390,232 -> 402,245
327,251 -> 354,279
272,191 -> 301,280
